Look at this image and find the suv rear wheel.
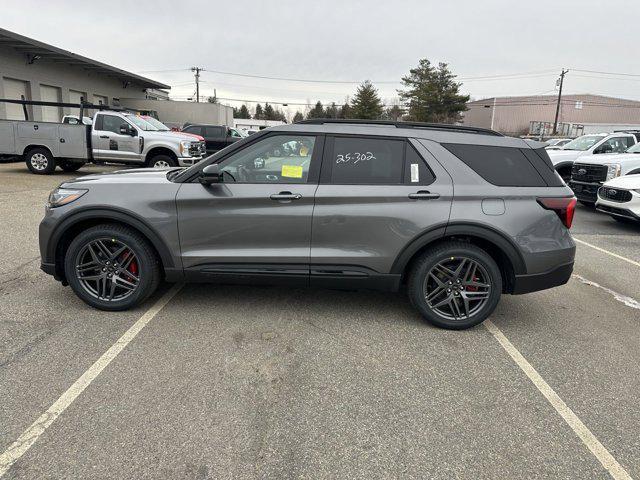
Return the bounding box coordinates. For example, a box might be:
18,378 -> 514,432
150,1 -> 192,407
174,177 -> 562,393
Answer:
64,224 -> 161,311
407,241 -> 502,329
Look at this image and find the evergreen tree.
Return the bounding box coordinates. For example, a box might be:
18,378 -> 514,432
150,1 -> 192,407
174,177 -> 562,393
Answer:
324,102 -> 339,118
235,104 -> 251,119
254,103 -> 264,120
338,102 -> 352,119
350,81 -> 383,119
293,111 -> 304,123
307,101 -> 325,119
398,59 -> 470,123
384,104 -> 405,121
264,103 -> 276,120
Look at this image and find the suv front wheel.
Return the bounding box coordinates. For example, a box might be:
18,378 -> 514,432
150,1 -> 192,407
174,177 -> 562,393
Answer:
64,224 -> 161,310
408,241 -> 502,329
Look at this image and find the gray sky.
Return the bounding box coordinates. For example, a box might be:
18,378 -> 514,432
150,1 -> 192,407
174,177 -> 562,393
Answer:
3,0 -> 640,115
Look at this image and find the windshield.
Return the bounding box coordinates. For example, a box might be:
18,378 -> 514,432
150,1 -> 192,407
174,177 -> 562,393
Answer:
142,116 -> 170,131
626,142 -> 640,153
561,135 -> 606,151
124,114 -> 159,131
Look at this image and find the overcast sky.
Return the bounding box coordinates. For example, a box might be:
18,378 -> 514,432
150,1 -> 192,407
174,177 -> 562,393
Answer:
3,0 -> 640,115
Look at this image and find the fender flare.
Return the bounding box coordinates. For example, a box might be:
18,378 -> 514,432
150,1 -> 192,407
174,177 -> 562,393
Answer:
390,222 -> 526,275
48,207 -> 175,270
626,168 -> 640,175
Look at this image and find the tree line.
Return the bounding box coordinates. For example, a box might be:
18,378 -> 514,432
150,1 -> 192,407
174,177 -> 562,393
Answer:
232,58 -> 470,124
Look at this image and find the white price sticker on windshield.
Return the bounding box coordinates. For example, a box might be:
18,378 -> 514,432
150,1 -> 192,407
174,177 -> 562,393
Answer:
410,163 -> 419,182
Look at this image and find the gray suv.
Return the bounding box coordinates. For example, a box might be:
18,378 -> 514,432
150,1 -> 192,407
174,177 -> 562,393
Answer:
39,120 -> 577,329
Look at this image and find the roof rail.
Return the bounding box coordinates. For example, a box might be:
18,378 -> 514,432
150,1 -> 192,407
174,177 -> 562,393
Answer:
296,118 -> 503,136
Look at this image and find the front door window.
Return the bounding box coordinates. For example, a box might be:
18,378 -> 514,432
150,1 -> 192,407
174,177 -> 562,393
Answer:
219,135 -> 316,183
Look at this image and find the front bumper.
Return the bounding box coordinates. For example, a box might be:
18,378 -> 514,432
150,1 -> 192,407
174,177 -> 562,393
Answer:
568,180 -> 601,203
512,261 -> 574,294
178,156 -> 203,167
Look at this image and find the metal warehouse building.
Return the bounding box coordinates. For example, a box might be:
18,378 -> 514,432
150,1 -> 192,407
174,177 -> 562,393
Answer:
462,94 -> 640,136
0,27 -> 233,127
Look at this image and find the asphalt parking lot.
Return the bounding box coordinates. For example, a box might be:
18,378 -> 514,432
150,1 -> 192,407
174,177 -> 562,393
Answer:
1,161 -> 639,479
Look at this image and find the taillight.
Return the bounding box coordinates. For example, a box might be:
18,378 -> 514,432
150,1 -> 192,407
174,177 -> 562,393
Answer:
537,197 -> 577,229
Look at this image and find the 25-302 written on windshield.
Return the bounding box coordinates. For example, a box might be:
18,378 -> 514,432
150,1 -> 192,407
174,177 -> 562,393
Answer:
336,152 -> 376,164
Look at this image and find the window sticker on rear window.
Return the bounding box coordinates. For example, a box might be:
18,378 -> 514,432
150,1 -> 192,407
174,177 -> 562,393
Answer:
410,163 -> 419,182
281,165 -> 303,178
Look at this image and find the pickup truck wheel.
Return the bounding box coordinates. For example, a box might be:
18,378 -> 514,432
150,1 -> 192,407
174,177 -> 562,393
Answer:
147,154 -> 176,169
407,241 -> 502,330
59,161 -> 83,172
25,148 -> 56,175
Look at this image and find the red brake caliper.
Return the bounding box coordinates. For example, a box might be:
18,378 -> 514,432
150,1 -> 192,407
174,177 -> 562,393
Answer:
467,276 -> 479,292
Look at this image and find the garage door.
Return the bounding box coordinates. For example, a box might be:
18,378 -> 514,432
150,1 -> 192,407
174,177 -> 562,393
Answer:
93,94 -> 108,106
3,77 -> 29,120
40,84 -> 62,122
69,90 -> 85,104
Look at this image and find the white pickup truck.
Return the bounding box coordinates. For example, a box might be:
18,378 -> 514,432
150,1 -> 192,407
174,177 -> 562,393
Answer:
0,99 -> 206,174
569,141 -> 640,205
546,132 -> 638,183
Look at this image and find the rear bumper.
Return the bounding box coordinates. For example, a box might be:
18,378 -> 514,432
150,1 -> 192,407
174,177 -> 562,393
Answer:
512,261 -> 574,294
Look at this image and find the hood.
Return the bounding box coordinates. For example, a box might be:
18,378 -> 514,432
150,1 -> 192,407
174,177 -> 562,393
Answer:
602,174 -> 640,190
547,149 -> 583,165
173,131 -> 205,141
142,130 -> 201,143
61,168 -> 178,187
574,152 -> 640,166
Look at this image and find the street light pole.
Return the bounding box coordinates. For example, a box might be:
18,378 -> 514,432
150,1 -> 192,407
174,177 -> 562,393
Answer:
553,69 -> 568,135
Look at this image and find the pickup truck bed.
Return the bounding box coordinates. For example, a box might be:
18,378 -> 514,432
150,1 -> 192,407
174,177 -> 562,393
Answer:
0,119 -> 88,160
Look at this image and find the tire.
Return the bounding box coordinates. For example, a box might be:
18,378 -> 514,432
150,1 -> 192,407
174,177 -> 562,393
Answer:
147,154 -> 177,169
25,148 -> 56,174
64,224 -> 161,311
407,241 -> 502,330
59,161 -> 83,172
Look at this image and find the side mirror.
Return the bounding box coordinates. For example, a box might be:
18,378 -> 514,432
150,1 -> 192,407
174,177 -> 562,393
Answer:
199,164 -> 222,185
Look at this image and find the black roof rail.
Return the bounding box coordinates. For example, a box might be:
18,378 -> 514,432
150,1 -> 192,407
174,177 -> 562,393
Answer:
296,118 -> 503,136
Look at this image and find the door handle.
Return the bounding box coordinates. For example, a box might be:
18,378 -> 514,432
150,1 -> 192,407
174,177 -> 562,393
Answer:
408,190 -> 440,200
270,192 -> 302,201
99,135 -> 110,139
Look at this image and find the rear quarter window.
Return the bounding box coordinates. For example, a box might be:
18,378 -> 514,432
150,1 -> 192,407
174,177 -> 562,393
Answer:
442,143 -> 547,187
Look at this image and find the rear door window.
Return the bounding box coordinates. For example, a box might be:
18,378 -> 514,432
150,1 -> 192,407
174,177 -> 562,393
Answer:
442,143 -> 546,187
205,126 -> 225,138
404,144 -> 435,185
328,136 -> 404,184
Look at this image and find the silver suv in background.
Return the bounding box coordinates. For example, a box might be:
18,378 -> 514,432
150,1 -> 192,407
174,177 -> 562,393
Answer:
39,120 -> 576,330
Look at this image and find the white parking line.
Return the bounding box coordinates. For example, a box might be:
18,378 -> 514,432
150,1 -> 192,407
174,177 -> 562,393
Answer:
574,237 -> 640,268
0,283 -> 183,478
484,320 -> 632,480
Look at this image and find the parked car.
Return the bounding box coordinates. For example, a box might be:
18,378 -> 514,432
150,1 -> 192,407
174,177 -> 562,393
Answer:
39,119 -> 576,330
548,132 -> 638,182
569,141 -> 640,205
139,115 -> 206,143
544,138 -> 572,150
596,174 -> 640,223
0,101 -> 206,174
181,124 -> 244,153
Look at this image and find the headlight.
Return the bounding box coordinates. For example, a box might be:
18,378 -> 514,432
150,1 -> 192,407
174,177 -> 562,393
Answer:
179,140 -> 192,156
47,188 -> 87,208
605,164 -> 621,180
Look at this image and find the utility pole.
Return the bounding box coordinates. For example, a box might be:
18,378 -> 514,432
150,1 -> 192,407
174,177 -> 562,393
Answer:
553,69 -> 568,135
191,67 -> 203,102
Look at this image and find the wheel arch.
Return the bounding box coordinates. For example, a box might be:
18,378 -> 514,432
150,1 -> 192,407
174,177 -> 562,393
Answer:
392,223 -> 526,294
49,208 -> 177,282
145,146 -> 178,164
23,144 -> 54,157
